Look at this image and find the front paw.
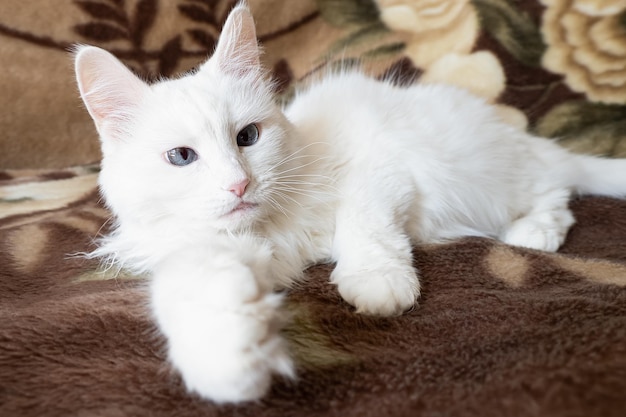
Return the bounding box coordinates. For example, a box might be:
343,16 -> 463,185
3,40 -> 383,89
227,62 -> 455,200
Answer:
331,264 -> 420,316
164,293 -> 294,403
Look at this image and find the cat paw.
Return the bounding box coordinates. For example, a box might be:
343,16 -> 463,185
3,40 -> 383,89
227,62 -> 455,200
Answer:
149,237 -> 290,403
331,264 -> 420,316
502,211 -> 574,252
165,293 -> 294,403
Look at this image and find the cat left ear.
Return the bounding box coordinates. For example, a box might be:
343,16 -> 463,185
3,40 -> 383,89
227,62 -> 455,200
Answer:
74,45 -> 148,140
209,3 -> 261,76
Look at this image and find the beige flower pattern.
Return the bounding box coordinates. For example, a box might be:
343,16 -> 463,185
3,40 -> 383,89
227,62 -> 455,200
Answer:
541,0 -> 626,104
375,0 -> 528,128
377,0 -> 478,68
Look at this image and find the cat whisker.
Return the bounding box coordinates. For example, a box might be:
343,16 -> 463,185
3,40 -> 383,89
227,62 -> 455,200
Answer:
263,142 -> 327,176
271,156 -> 332,178
275,187 -> 335,203
275,173 -> 333,180
271,189 -> 305,209
265,194 -> 294,219
275,179 -> 336,194
265,154 -> 313,175
272,185 -> 333,207
275,179 -> 338,192
275,173 -> 336,183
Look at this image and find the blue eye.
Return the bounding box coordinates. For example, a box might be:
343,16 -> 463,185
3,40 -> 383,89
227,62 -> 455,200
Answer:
237,124 -> 259,147
166,147 -> 198,166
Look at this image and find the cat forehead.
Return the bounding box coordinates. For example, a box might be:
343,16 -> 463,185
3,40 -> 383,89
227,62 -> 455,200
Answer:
150,69 -> 273,120
151,74 -> 227,110
131,72 -> 275,148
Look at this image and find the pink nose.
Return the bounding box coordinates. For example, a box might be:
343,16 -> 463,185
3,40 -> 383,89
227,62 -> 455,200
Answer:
228,179 -> 249,197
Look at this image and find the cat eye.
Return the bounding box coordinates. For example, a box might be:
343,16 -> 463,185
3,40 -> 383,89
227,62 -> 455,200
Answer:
237,124 -> 259,147
165,147 -> 198,166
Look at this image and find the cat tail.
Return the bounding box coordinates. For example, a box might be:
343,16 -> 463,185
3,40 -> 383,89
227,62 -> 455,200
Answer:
573,155 -> 626,197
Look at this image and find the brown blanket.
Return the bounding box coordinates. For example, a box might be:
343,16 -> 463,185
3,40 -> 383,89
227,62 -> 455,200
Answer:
2,171 -> 626,416
2,1 -> 626,416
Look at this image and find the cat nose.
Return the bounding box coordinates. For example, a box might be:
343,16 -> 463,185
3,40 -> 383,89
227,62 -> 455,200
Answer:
227,178 -> 249,197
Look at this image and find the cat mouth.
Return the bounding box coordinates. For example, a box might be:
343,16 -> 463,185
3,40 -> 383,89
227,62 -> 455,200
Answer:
224,201 -> 259,217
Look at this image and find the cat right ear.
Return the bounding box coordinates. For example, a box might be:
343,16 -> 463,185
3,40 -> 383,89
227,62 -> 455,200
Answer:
208,3 -> 262,77
74,45 -> 148,140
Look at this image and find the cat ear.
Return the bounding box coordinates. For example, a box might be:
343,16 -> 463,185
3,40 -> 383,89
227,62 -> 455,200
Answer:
210,3 -> 261,76
74,45 -> 148,139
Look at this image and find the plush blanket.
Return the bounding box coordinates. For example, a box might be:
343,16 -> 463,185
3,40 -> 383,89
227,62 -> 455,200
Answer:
2,1 -> 626,416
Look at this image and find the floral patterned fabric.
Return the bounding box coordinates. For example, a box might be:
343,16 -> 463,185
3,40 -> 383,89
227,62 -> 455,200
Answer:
2,0 -> 626,169
1,1 -> 626,416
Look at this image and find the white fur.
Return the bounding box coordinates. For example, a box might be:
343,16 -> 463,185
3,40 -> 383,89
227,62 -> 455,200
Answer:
74,4 -> 626,403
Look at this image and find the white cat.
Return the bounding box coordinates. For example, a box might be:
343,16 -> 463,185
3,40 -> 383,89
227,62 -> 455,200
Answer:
75,3 -> 626,404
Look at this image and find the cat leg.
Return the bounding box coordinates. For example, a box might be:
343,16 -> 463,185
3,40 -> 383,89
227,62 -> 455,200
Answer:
330,176 -> 420,316
150,236 -> 293,403
501,188 -> 575,252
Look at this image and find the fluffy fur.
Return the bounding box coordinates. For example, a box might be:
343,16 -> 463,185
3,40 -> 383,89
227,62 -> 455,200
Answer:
74,4 -> 626,404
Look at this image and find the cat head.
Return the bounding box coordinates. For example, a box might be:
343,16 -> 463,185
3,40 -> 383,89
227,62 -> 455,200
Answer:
75,4 -> 294,239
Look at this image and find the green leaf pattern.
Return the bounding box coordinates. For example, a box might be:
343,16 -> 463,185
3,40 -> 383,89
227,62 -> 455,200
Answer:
472,0 -> 545,67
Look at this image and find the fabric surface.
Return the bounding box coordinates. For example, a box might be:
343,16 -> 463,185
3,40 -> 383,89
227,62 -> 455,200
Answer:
1,169 -> 626,417
2,0 -> 626,416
